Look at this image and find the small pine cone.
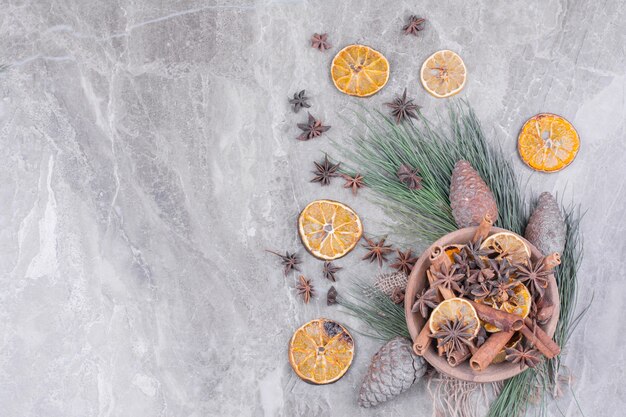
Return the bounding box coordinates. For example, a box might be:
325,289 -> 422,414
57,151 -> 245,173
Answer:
358,337 -> 427,408
373,271 -> 408,297
525,192 -> 566,256
449,160 -> 498,228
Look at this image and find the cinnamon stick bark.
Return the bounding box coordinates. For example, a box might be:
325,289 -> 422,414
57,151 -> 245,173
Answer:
447,345 -> 471,367
429,246 -> 455,300
544,252 -> 561,270
470,330 -> 515,371
467,300 -> 524,332
523,318 -> 561,358
472,214 -> 493,243
413,324 -> 432,356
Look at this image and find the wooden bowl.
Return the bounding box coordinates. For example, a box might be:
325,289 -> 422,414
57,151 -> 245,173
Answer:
404,226 -> 560,382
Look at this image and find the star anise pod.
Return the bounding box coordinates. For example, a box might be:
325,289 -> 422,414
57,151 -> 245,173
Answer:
385,88 -> 420,124
432,263 -> 464,294
311,33 -> 331,51
266,250 -> 301,275
396,164 -> 422,190
411,287 -> 439,318
322,261 -> 341,282
403,15 -> 426,36
470,282 -> 493,301
362,236 -> 394,267
311,154 -> 340,186
341,173 -> 365,195
489,258 -> 515,280
515,257 -> 551,299
466,267 -> 495,286
505,345 -> 541,369
463,239 -> 489,267
289,90 -> 311,113
475,326 -> 487,348
296,275 -> 315,303
327,285 -> 338,305
391,287 -> 406,304
452,250 -> 474,277
390,248 -> 418,275
430,318 -> 475,353
297,113 -> 330,141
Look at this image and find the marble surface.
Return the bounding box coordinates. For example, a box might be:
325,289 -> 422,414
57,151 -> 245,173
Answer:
1,0 -> 625,416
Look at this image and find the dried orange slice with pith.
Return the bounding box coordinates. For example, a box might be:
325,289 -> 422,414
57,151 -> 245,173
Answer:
480,232 -> 530,266
518,113 -> 580,172
481,282 -> 532,333
288,318 -> 355,384
298,199 -> 363,260
429,298 -> 480,337
420,50 -> 466,98
331,45 -> 389,97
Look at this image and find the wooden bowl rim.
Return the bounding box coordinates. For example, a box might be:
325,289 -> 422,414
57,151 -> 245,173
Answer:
404,226 -> 560,383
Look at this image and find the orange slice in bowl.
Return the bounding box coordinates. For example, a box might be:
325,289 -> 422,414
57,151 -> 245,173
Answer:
480,232 -> 531,266
420,50 -> 466,98
288,318 -> 355,384
331,45 -> 390,97
429,298 -> 480,337
298,200 -> 363,260
518,113 -> 580,172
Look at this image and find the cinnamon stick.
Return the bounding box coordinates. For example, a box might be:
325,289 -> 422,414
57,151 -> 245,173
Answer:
413,323 -> 432,356
523,318 -> 561,358
472,214 -> 493,243
447,345 -> 471,367
467,300 -> 524,332
429,246 -> 455,300
470,330 -> 515,372
519,325 -> 557,359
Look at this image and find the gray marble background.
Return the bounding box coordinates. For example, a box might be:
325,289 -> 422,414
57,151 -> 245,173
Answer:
1,0 -> 625,416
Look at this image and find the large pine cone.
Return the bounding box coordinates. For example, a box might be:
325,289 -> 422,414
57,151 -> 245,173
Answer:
358,337 -> 426,408
525,192 -> 566,255
449,160 -> 498,228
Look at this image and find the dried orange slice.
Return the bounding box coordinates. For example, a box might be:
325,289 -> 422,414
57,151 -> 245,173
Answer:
298,199 -> 363,260
443,244 -> 464,263
518,113 -> 580,172
288,318 -> 355,384
481,283 -> 532,332
480,232 -> 530,266
420,50 -> 466,98
330,45 -> 389,97
429,298 -> 480,337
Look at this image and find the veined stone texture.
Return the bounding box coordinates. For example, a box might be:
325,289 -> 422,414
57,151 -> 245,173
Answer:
0,1 -> 624,416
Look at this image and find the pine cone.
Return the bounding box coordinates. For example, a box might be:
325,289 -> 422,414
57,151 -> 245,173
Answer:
373,271 -> 408,297
449,160 -> 498,228
359,337 -> 426,408
525,192 -> 566,256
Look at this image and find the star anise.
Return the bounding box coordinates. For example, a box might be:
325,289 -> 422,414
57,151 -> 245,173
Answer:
311,154 -> 340,186
391,287 -> 406,304
489,258 -> 515,280
396,164 -> 423,190
322,261 -> 341,282
505,345 -> 541,369
470,282 -> 493,301
403,15 -> 426,36
341,173 -> 365,195
515,257 -> 551,299
463,239 -> 490,267
452,250 -> 474,277
297,113 -> 331,141
390,248 -> 418,275
431,263 -> 464,294
475,326 -> 487,348
385,88 -> 420,124
466,267 -> 495,286
296,275 -> 315,303
411,287 -> 439,318
289,90 -> 311,113
430,318 -> 475,353
362,236 -> 394,267
311,33 -> 331,51
327,285 -> 338,305
266,250 -> 301,275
